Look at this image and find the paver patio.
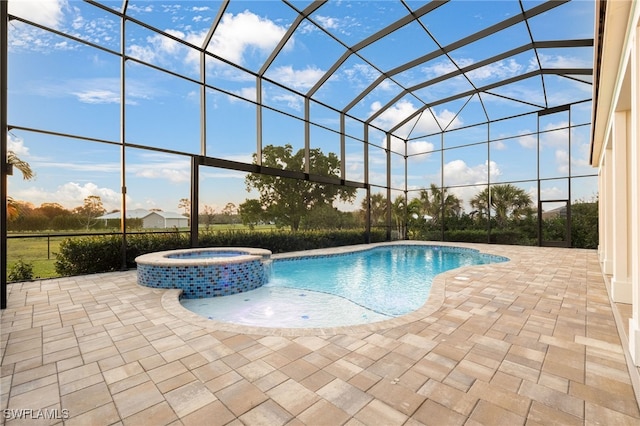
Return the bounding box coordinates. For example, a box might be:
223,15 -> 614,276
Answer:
1,242 -> 639,425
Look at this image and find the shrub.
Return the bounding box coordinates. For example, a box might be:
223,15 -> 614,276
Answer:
53,229 -> 385,276
8,258 -> 34,282
54,235 -> 124,275
198,229 -> 385,253
445,229 -> 487,243
572,201 -> 598,249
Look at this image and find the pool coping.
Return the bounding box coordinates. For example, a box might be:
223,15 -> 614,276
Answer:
135,246 -> 272,266
160,241 -> 512,336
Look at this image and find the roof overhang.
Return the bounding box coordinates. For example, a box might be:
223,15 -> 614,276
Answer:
590,0 -> 636,167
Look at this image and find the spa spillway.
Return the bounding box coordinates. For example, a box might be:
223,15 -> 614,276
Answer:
135,247 -> 272,298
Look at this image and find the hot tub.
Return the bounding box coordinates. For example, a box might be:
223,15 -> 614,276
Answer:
135,247 -> 272,298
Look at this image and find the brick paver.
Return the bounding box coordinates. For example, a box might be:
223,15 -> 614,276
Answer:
1,242 -> 639,424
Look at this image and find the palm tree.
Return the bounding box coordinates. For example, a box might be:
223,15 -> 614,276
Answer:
391,195 -> 406,238
7,151 -> 35,220
7,151 -> 34,180
470,184 -> 533,227
361,193 -> 387,227
470,188 -> 490,221
418,184 -> 462,226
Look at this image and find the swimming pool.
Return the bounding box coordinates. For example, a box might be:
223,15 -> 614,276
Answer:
180,244 -> 508,328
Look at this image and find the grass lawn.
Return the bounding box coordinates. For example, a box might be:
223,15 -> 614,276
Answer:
6,224 -> 278,281
7,235 -> 67,280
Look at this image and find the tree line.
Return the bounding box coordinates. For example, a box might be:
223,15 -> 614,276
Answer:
7,145 -> 598,248
7,196 -> 113,232
236,145 -> 597,247
239,145 -> 535,232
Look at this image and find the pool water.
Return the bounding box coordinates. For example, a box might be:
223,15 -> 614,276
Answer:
180,245 -> 507,328
181,286 -> 393,328
166,250 -> 246,259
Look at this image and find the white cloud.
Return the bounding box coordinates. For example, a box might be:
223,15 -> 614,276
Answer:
228,87 -> 257,103
555,149 -> 569,174
129,153 -> 191,184
341,63 -> 381,89
315,15 -> 340,30
127,29 -> 186,64
7,134 -> 31,157
389,136 -> 436,159
8,0 -> 67,29
271,93 -> 303,111
26,77 -> 152,105
135,167 -> 190,183
31,159 -> 119,174
492,140 -> 506,150
421,58 -> 459,78
407,141 -> 436,157
371,100 -> 462,136
517,133 -> 537,149
539,186 -> 565,202
536,53 -> 592,70
541,123 -> 569,148
371,99 -> 418,131
304,14 -> 358,37
8,1 -> 119,53
159,29 -> 186,55
128,4 -> 153,14
13,182 -> 122,211
468,59 -> 523,81
268,66 -> 325,90
72,89 -> 120,104
443,159 -> 500,186
207,11 -> 288,65
571,137 -> 592,173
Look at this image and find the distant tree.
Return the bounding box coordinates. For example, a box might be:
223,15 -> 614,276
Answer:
302,203 -> 358,230
245,144 -> 356,231
201,205 -> 216,231
405,197 -> 427,239
418,184 -> 462,226
470,184 -> 533,227
73,195 -> 106,230
391,196 -> 406,238
571,197 -> 599,249
360,193 -> 387,227
222,202 -> 237,225
178,198 -> 190,217
34,202 -> 69,219
238,199 -> 264,230
469,188 -> 490,222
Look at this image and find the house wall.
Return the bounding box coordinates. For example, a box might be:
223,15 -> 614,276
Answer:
143,214 -> 165,229
593,0 -> 640,366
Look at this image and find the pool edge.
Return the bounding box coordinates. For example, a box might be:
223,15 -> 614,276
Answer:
158,241 -> 512,336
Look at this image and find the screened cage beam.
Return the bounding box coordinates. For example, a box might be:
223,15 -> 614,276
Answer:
366,39 -> 593,126
343,0 -> 570,123
385,68 -> 591,135
306,0 -> 448,98
260,1 -> 326,76
1,1 -> 8,309
119,5 -> 128,271
201,0 -> 228,50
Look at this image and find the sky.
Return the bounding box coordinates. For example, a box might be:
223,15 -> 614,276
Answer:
6,0 -> 597,215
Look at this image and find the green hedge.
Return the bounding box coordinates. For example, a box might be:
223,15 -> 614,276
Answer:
419,229 -> 533,245
199,229 -> 386,252
54,229 -> 386,276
